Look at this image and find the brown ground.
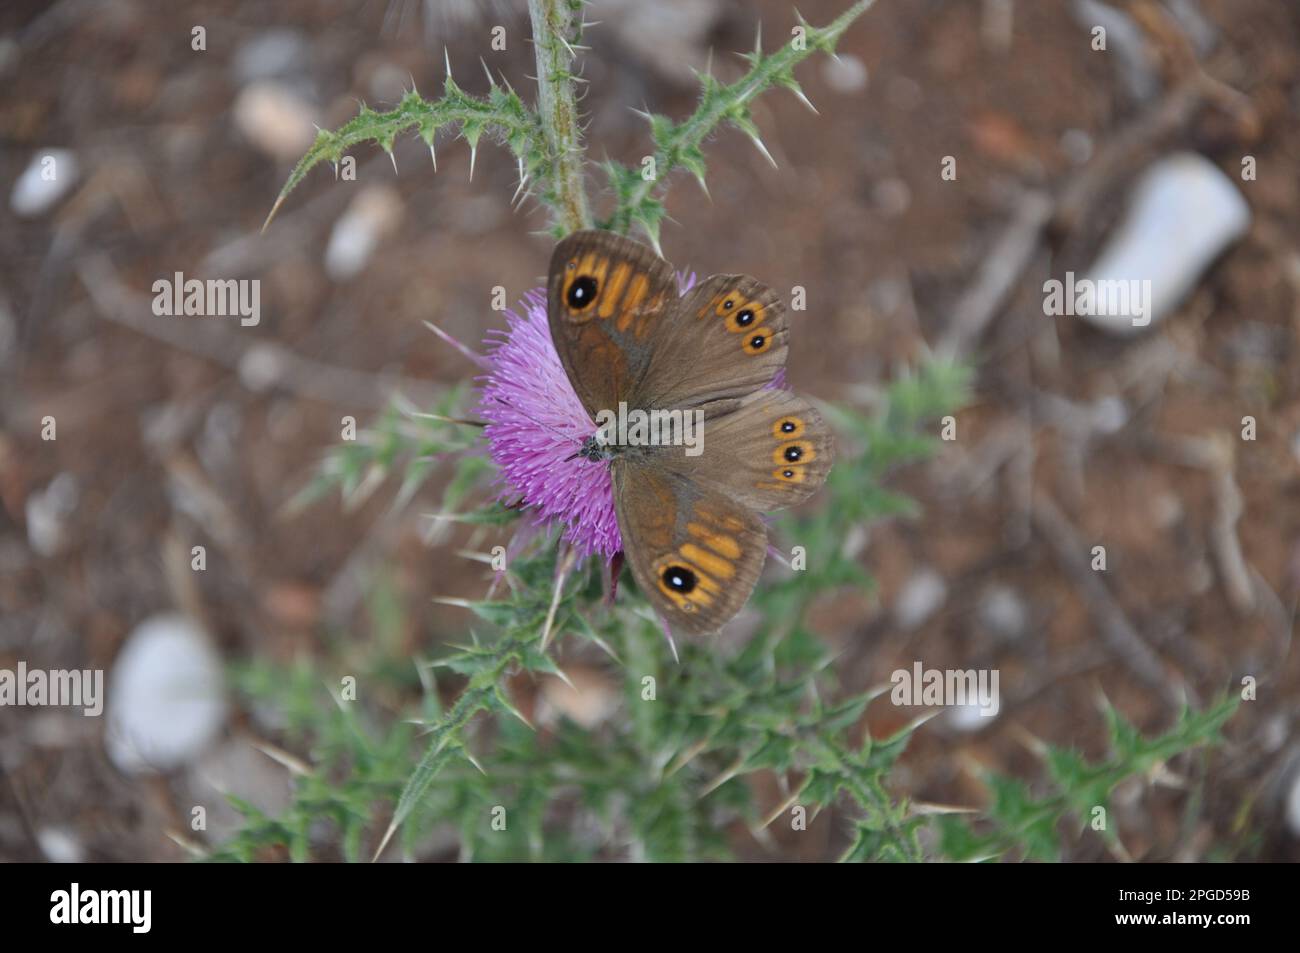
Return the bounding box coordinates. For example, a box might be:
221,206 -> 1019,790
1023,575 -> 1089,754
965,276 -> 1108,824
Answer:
1,0 -> 1298,861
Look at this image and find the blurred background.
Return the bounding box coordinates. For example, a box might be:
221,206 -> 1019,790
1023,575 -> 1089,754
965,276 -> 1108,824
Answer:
1,0 -> 1298,861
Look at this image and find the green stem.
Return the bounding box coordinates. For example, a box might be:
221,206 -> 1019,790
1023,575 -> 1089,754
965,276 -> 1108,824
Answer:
528,0 -> 592,234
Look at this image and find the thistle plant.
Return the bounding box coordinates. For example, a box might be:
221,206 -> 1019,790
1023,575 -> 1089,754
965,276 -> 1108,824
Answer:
225,0 -> 1242,862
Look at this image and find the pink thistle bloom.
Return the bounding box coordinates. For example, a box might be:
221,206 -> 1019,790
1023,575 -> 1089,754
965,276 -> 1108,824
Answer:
474,276 -> 695,562
476,288 -> 619,559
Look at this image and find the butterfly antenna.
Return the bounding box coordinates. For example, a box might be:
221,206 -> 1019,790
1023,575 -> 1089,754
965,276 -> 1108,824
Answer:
492,396 -> 585,447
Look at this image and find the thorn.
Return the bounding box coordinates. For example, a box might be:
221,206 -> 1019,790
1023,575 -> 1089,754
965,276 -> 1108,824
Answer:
444,46 -> 453,79
755,19 -> 763,53
332,161 -> 339,180
406,411 -> 486,428
659,616 -> 678,662
422,319 -> 490,368
468,143 -> 477,181
408,71 -> 418,96
496,688 -> 534,730
748,133 -> 778,169
481,56 -> 495,86
260,193 -> 287,234
389,149 -> 399,175
429,141 -> 437,171
373,820 -> 398,863
704,47 -> 714,77
539,546 -> 578,653
790,84 -> 819,115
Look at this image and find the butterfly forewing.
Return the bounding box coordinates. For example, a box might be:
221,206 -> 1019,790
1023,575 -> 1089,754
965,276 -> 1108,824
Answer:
631,274 -> 788,411
547,230 -> 679,417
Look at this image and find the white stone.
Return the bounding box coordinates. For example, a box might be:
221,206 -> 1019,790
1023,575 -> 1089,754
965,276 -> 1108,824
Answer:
324,186 -> 404,281
25,473 -> 78,557
11,149 -> 78,217
105,614 -> 227,774
37,827 -> 84,863
1080,153 -> 1250,335
894,568 -> 947,631
233,81 -> 317,161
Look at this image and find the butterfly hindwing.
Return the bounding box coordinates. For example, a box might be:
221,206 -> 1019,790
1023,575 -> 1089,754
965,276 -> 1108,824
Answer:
612,461 -> 768,636
679,388 -> 834,512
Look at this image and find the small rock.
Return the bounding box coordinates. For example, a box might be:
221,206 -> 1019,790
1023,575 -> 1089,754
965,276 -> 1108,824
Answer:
539,666 -> 618,729
894,568 -> 947,631
233,81 -> 318,161
1060,128 -> 1094,165
25,473 -> 78,557
1089,395 -> 1128,434
1287,765 -> 1300,837
822,53 -> 868,94
946,695 -> 1000,732
37,827 -> 84,863
231,29 -> 308,83
11,149 -> 79,217
872,178 -> 911,218
976,584 -> 1026,640
187,739 -> 292,844
324,185 -> 405,281
105,614 -> 227,774
1079,153 -> 1250,335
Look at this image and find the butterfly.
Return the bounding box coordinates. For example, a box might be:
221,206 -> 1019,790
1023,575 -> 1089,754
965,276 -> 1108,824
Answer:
546,230 -> 834,636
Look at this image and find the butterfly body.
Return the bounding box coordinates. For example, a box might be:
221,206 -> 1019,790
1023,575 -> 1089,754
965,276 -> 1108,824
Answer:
547,230 -> 834,635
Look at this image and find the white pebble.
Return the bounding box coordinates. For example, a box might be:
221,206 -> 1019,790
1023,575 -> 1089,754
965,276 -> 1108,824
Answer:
977,584 -> 1026,640
894,568 -> 947,631
1287,766 -> 1300,837
233,81 -> 317,161
11,149 -> 78,217
325,186 -> 404,281
1080,152 -> 1250,336
822,53 -> 868,94
37,827 -> 84,863
25,473 -> 78,557
105,614 -> 227,774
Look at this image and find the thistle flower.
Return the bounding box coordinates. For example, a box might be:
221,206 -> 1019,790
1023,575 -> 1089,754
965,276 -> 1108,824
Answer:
474,288 -> 619,559
471,277 -> 694,562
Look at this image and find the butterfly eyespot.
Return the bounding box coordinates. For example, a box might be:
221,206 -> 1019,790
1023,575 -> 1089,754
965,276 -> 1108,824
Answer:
737,309 -> 754,326
783,469 -> 794,478
724,299 -> 735,310
567,275 -> 598,309
748,334 -> 767,351
773,417 -> 804,438
774,441 -> 815,466
662,565 -> 697,594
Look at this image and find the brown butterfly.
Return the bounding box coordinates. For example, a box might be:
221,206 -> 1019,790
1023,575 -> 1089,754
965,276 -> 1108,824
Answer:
548,230 -> 833,635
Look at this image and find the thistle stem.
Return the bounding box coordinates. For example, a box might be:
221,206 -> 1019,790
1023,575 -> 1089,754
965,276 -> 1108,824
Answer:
528,0 -> 593,234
